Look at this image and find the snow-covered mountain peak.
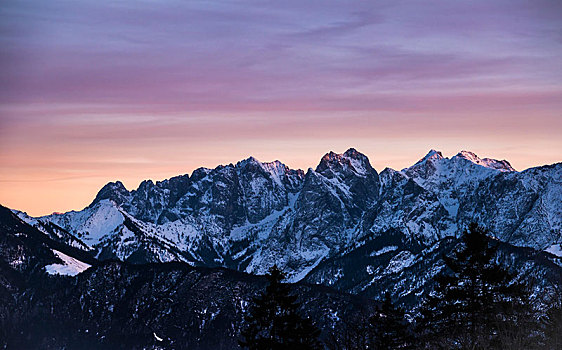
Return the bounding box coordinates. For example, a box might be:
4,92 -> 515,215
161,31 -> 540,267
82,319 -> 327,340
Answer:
236,156 -> 288,175
482,158 -> 514,172
190,167 -> 213,181
318,151 -> 340,163
343,148 -> 373,175
454,150 -> 480,162
43,199 -> 125,246
262,159 -> 283,168
415,149 -> 444,165
342,147 -> 364,160
404,150 -> 515,177
261,160 -> 289,184
316,148 -> 374,177
453,150 -> 515,172
236,156 -> 262,168
91,180 -> 130,206
235,157 -> 303,191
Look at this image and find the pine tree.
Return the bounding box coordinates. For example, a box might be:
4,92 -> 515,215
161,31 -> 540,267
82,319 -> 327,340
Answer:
416,223 -> 537,349
542,298 -> 562,349
369,292 -> 413,349
325,309 -> 375,350
239,265 -> 322,350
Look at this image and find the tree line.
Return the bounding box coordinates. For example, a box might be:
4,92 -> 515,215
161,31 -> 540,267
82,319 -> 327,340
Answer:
239,224 -> 562,349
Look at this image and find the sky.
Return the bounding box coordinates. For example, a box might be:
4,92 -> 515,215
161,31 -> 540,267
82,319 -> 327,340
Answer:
0,0 -> 561,216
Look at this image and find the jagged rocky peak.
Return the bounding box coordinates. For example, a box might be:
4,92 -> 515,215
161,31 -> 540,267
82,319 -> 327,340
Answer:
136,179 -> 155,192
379,167 -> 404,187
455,150 -> 479,162
236,155 -> 262,168
262,159 -> 287,174
402,149 -> 445,179
236,156 -> 272,178
232,156 -> 304,223
190,167 -> 212,182
297,149 -> 380,219
237,156 -> 289,173
236,156 -> 305,191
416,149 -> 444,165
156,174 -> 191,205
155,174 -> 190,188
453,150 -> 515,172
263,160 -> 305,190
405,149 -> 515,174
315,148 -> 376,178
236,156 -> 272,177
90,181 -> 129,206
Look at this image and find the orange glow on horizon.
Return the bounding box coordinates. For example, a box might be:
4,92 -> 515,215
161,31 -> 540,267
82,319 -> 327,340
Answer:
1,116 -> 560,217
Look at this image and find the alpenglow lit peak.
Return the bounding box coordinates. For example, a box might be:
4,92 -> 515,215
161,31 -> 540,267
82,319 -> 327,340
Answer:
454,150 -> 515,172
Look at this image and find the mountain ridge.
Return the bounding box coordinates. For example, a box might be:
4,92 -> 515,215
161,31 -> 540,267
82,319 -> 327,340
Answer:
12,149 -> 562,292
80,148 -> 541,206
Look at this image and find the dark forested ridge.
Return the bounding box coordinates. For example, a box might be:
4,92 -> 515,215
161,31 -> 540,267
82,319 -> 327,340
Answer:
1,259 -> 378,349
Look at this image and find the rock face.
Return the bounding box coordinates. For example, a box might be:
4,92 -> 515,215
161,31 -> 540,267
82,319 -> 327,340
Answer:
14,148 -> 562,288
303,232 -> 562,306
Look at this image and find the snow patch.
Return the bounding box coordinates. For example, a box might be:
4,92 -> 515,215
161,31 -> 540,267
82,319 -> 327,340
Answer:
545,244 -> 562,257
45,250 -> 91,276
386,251 -> 416,274
287,251 -> 328,282
370,245 -> 398,257
347,157 -> 367,176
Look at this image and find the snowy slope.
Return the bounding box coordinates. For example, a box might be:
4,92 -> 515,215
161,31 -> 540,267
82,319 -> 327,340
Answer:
45,249 -> 91,276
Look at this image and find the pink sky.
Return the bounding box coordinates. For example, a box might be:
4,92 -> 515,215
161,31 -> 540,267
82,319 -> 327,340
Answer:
0,0 -> 561,216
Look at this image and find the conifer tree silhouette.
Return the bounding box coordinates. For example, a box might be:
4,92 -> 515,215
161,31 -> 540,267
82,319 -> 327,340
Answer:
417,223 -> 537,349
542,298 -> 562,349
239,265 -> 322,350
369,291 -> 413,349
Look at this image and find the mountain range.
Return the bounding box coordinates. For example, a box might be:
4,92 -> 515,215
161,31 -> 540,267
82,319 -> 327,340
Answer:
10,148 -> 562,300
2,147 -> 561,347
